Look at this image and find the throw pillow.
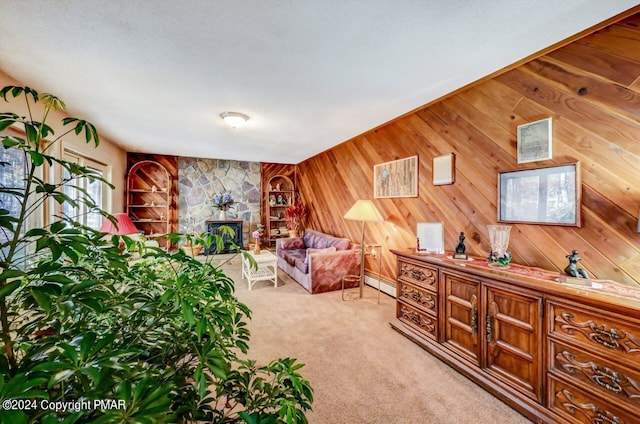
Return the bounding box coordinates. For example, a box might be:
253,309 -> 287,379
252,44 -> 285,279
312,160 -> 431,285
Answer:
305,246 -> 337,263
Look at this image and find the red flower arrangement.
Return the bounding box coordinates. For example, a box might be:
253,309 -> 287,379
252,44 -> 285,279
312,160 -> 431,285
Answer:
284,199 -> 307,236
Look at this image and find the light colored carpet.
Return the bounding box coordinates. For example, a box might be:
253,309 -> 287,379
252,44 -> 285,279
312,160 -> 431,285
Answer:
218,255 -> 532,424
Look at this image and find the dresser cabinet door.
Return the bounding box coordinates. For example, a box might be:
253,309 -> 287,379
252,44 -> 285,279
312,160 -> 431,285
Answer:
443,272 -> 480,366
483,284 -> 543,402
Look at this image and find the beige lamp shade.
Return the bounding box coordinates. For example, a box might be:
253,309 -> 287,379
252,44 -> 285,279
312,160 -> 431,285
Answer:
344,200 -> 383,222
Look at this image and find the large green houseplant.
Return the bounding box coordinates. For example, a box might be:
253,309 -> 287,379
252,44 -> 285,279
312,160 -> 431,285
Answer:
0,86 -> 312,423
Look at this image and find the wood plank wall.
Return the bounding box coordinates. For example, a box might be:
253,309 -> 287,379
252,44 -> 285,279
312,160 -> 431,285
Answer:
295,13 -> 640,287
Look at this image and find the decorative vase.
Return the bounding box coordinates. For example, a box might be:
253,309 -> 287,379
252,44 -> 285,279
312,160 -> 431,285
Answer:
487,225 -> 512,267
253,239 -> 261,254
288,229 -> 298,238
218,209 -> 226,220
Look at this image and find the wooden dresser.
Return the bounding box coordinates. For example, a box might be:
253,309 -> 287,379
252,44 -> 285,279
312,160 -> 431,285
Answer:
390,250 -> 640,424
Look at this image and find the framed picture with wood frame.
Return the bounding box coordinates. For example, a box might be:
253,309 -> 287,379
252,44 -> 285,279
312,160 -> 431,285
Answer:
498,162 -> 581,226
373,155 -> 418,198
517,117 -> 553,164
433,153 -> 455,185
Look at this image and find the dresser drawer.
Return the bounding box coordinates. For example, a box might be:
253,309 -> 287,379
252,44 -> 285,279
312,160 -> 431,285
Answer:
397,301 -> 438,341
397,259 -> 438,292
397,280 -> 438,316
549,375 -> 638,424
548,302 -> 640,369
550,340 -> 640,413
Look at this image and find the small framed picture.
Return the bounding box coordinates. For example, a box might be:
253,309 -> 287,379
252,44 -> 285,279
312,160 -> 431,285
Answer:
416,222 -> 444,254
433,153 -> 455,185
517,118 -> 552,164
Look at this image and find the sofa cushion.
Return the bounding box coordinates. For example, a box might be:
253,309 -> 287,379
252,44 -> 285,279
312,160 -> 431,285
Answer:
326,236 -> 351,250
304,246 -> 337,263
278,248 -> 306,267
294,257 -> 309,274
278,237 -> 305,250
303,229 -> 351,251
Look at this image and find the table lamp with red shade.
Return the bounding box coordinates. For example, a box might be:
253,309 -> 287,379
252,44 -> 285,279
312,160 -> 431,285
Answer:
99,213 -> 139,236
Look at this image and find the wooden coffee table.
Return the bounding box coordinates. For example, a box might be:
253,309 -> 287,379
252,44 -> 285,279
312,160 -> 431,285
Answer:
241,250 -> 278,290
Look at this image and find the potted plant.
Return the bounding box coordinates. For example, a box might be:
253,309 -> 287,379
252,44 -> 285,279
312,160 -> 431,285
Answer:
285,198 -> 307,238
0,86 -> 313,423
182,215 -> 204,256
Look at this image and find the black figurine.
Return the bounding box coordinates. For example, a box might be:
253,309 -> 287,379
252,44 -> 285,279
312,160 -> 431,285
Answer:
453,232 -> 468,259
564,250 -> 589,278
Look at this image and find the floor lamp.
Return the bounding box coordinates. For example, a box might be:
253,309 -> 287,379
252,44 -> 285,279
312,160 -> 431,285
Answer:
344,200 -> 383,298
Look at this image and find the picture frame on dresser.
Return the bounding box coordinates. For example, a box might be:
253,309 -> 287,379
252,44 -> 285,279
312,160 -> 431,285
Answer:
498,162 -> 581,226
416,222 -> 444,254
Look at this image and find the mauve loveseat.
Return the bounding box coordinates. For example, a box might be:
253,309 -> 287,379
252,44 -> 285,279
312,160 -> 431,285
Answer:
275,229 -> 361,294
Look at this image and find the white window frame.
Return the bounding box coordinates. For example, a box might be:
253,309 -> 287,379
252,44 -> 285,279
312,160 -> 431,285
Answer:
60,148 -> 111,229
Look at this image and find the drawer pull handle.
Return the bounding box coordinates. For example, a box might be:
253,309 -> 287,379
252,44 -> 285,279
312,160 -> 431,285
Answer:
591,325 -> 621,349
470,304 -> 477,335
596,412 -> 620,424
486,312 -> 493,343
486,302 -> 497,344
470,294 -> 478,335
594,368 -> 623,394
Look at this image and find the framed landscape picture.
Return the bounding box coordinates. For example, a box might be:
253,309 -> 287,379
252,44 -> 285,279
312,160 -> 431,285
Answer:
498,162 -> 581,226
517,117 -> 552,164
374,155 -> 418,198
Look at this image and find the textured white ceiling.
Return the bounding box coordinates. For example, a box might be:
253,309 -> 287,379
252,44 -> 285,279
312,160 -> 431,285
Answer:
0,1 -> 637,164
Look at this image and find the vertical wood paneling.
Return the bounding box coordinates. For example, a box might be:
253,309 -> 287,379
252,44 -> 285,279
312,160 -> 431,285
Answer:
295,13 -> 640,288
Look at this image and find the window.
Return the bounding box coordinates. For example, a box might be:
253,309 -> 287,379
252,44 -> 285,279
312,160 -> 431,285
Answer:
62,150 -> 109,230
0,139 -> 27,241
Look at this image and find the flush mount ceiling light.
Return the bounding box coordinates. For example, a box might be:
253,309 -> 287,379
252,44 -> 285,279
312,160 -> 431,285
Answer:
220,111 -> 249,128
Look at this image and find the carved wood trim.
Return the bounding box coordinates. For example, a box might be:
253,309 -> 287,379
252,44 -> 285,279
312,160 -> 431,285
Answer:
555,312 -> 640,355
556,388 -> 628,424
399,262 -> 437,288
556,350 -> 640,402
400,305 -> 436,335
400,283 -> 436,310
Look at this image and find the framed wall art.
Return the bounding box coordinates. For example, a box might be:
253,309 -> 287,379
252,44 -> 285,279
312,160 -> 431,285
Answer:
498,162 -> 581,226
374,155 -> 418,198
433,153 -> 455,185
416,222 -> 444,254
517,117 -> 552,164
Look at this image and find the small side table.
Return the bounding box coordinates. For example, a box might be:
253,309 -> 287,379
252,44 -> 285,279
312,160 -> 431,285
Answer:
342,244 -> 383,303
241,250 -> 278,290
